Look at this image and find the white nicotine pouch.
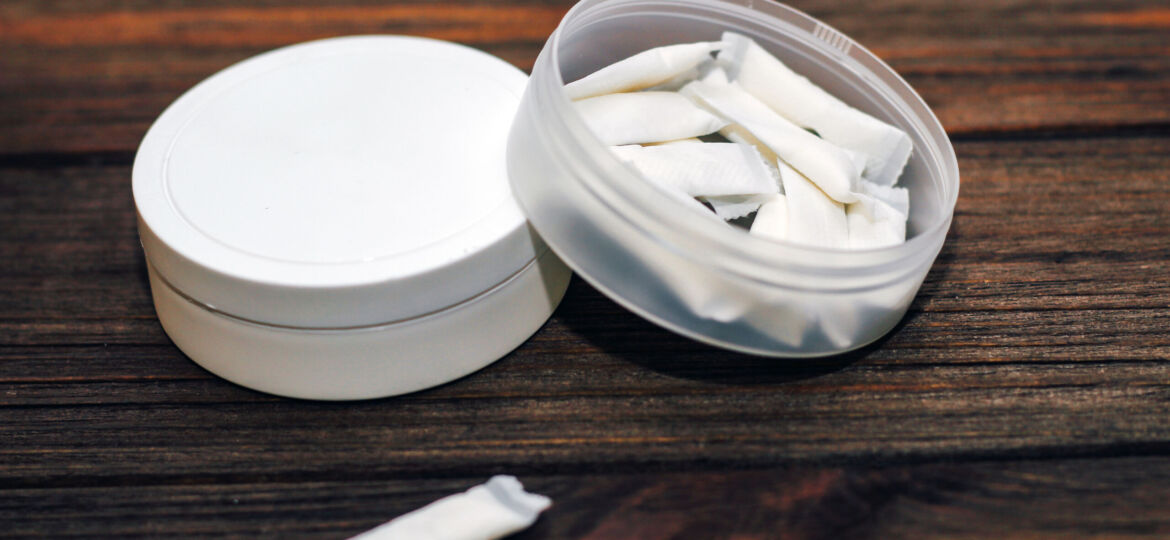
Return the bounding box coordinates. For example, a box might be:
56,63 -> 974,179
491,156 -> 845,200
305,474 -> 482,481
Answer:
574,91 -> 728,146
680,80 -> 861,203
860,180 -> 910,216
644,137 -> 704,146
608,144 -> 729,222
749,193 -> 789,241
699,193 -> 771,220
609,142 -> 778,197
349,476 -> 551,540
695,65 -> 785,162
611,132 -> 781,222
846,194 -> 907,249
564,41 -> 724,100
644,66 -> 704,92
777,160 -> 849,249
718,31 -> 912,186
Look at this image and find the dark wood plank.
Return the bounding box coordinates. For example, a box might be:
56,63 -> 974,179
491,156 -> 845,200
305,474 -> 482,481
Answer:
2,0 -> 1169,154
0,0 -> 570,155
1,343 -> 1167,486
3,459 -> 1169,538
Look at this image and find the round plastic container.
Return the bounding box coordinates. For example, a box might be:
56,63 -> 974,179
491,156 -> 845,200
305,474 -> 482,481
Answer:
134,36 -> 571,400
508,0 -> 960,356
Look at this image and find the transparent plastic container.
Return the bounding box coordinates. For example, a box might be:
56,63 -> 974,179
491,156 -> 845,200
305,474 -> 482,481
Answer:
507,0 -> 960,356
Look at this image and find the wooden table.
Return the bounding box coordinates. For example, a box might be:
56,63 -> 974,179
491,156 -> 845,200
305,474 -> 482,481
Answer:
2,0 -> 1168,537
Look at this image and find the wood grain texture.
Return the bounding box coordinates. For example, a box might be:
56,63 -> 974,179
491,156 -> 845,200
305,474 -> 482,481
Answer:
3,460 -> 1170,538
1,0 -> 1169,537
2,0 -> 1169,154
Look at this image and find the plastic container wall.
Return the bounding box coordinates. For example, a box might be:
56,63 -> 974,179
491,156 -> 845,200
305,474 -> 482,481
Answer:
508,0 -> 959,356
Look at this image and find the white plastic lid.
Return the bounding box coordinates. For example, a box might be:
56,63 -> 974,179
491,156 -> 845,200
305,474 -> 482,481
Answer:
134,36 -> 541,328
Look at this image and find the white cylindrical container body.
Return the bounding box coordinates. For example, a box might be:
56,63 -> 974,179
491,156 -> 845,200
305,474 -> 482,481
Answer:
508,0 -> 959,356
147,251 -> 569,400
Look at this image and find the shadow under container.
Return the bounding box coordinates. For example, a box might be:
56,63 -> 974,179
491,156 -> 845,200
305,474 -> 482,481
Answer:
508,0 -> 960,356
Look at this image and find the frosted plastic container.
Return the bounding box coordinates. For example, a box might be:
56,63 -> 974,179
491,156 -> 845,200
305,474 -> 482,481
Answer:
508,0 -> 960,356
